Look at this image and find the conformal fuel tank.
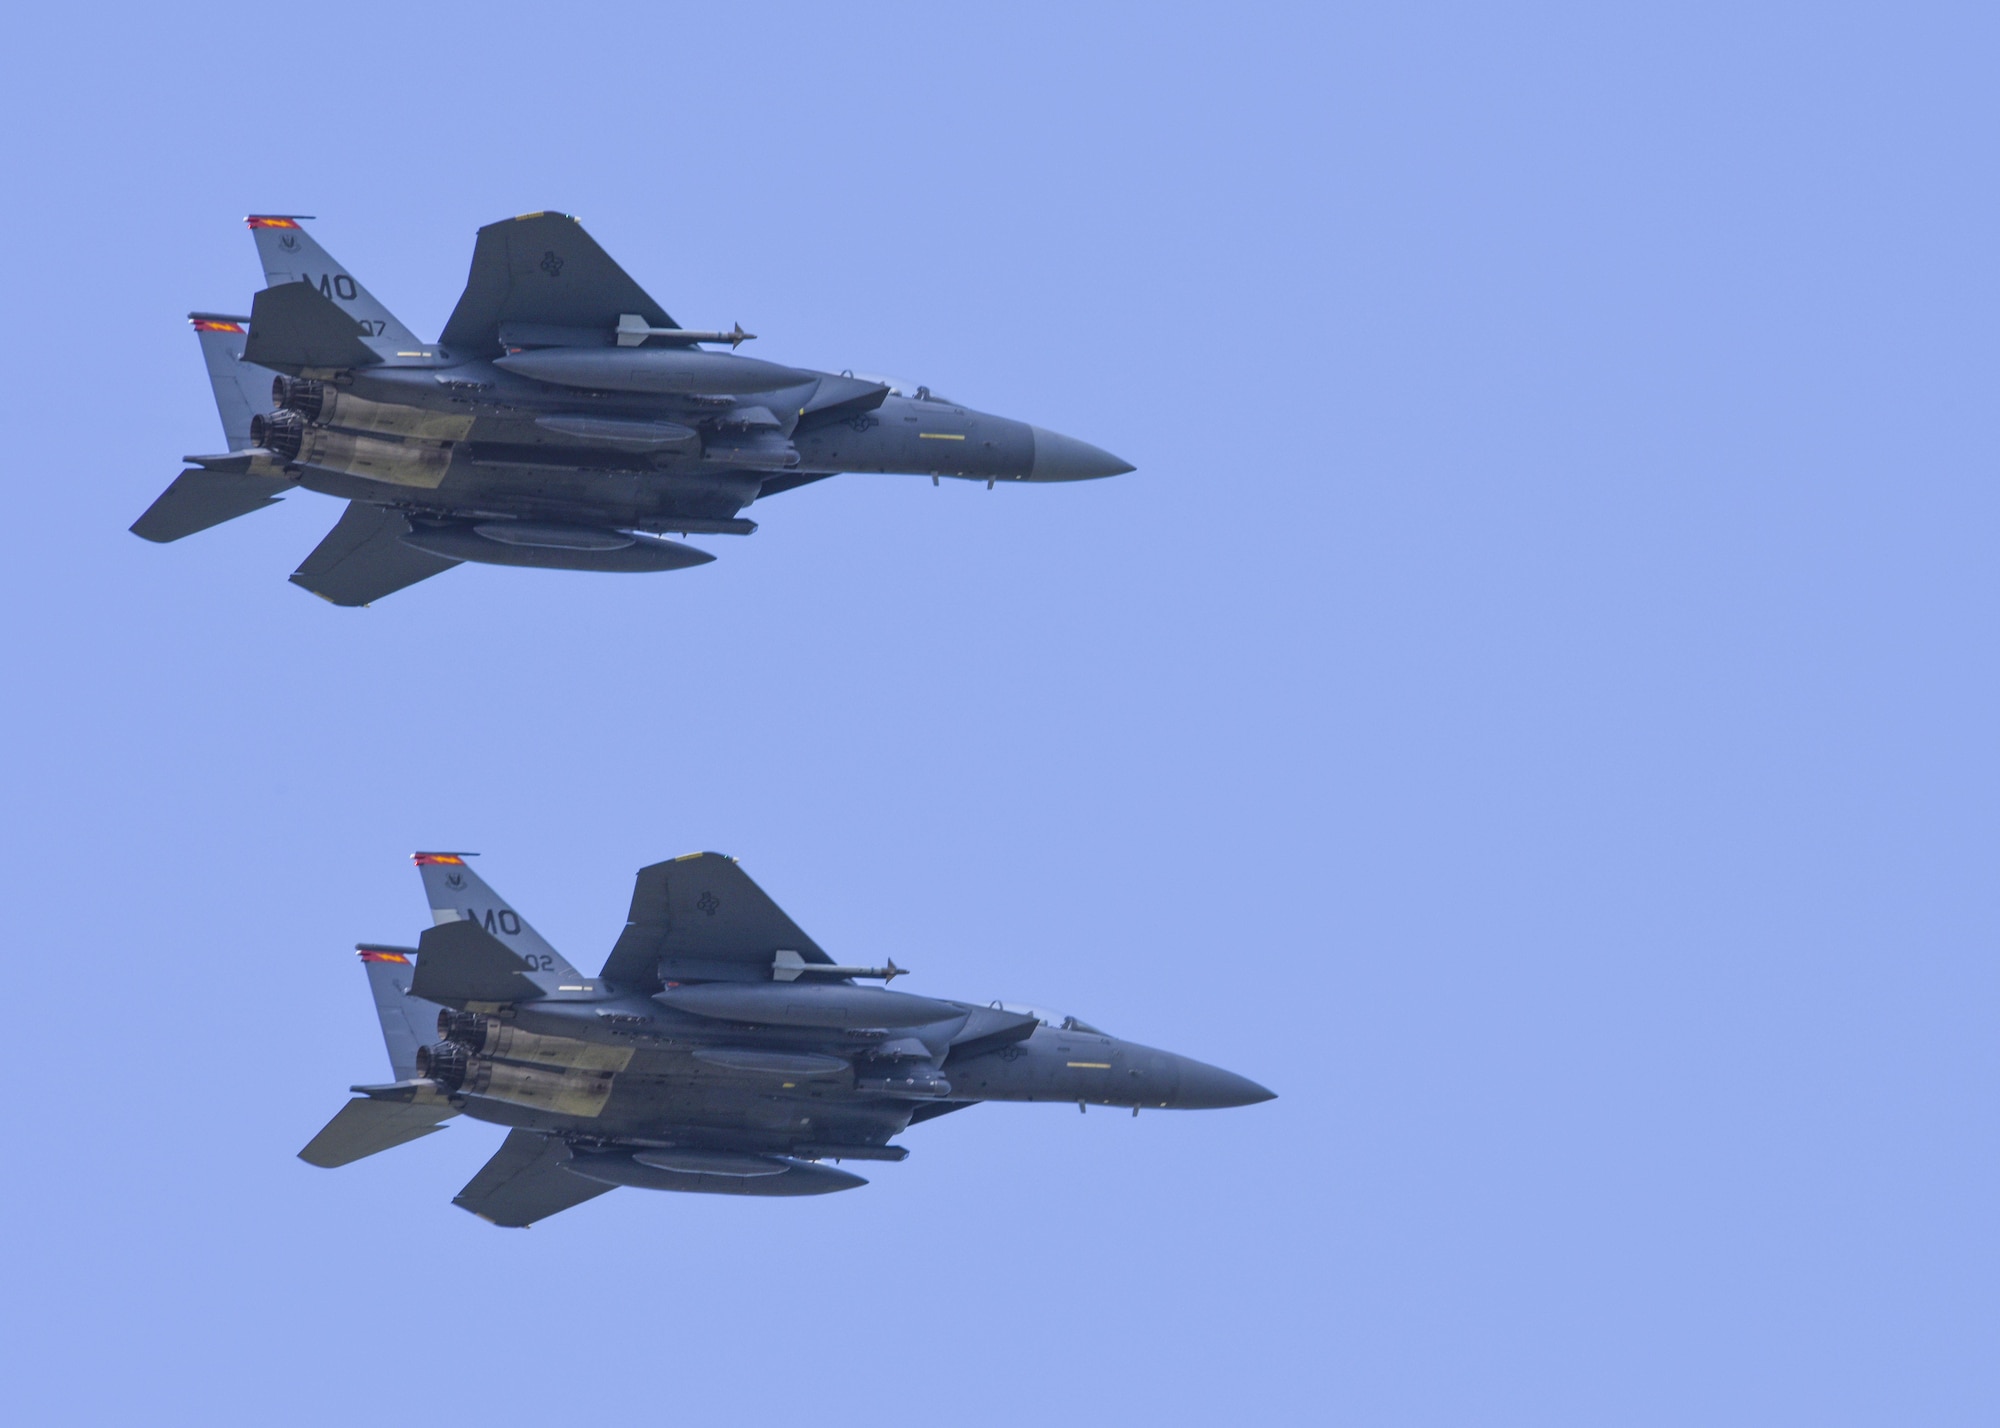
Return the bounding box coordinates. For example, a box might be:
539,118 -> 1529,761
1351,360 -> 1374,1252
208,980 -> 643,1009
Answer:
494,346 -> 813,395
655,981 -> 964,1029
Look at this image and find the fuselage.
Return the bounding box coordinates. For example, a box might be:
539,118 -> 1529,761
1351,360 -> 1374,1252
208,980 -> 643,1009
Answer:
245,350 -> 1130,542
415,981 -> 1269,1164
151,211 -> 1137,601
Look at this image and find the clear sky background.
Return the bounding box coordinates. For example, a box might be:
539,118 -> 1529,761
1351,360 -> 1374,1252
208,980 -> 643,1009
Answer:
1,4 -> 1993,1423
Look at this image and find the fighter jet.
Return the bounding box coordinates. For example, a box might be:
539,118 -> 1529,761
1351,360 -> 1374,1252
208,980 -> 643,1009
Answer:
136,214 -> 1133,605
301,853 -> 1272,1226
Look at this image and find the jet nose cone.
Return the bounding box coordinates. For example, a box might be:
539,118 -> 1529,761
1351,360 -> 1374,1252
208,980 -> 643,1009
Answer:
1029,426 -> 1136,481
1173,1059 -> 1277,1109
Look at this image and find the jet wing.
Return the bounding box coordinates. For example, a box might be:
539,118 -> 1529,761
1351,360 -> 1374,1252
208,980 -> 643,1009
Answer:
600,852 -> 837,990
131,468 -> 289,543
440,212 -> 675,356
290,502 -> 460,607
299,1094 -> 457,1168
452,1129 -> 615,1227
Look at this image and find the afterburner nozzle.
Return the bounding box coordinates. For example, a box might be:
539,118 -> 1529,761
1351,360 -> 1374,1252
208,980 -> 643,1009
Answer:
436,1009 -> 491,1052
270,375 -> 326,422
247,409 -> 305,462
414,1040 -> 468,1091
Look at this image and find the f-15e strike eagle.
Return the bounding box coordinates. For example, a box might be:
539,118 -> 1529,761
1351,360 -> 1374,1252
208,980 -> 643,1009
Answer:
302,853 -> 1272,1226
136,214 -> 1133,605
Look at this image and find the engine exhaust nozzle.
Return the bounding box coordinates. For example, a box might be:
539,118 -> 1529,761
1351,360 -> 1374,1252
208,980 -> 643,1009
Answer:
414,1040 -> 469,1091
437,1009 -> 491,1053
248,409 -> 305,462
270,375 -> 326,422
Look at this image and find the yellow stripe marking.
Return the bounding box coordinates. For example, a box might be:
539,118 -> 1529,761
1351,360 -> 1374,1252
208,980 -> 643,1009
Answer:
919,432 -> 965,440
1067,1062 -> 1112,1069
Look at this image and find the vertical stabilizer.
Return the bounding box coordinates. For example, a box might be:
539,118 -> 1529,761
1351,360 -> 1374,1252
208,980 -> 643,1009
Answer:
189,314 -> 279,451
357,946 -> 444,1080
246,215 -> 422,358
412,853 -> 585,981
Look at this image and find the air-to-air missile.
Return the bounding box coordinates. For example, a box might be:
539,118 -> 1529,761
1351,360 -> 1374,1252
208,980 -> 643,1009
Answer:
136,213 -> 1133,605
301,853 -> 1273,1226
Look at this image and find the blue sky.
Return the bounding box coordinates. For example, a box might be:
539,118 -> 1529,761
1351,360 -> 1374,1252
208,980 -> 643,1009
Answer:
1,4 -> 1994,1423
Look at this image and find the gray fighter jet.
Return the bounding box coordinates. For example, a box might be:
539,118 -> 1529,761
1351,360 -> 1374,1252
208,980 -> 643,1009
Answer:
136,215 -> 1133,605
301,853 -> 1272,1226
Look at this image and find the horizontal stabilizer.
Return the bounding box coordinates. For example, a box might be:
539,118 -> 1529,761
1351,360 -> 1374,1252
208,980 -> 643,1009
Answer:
243,280 -> 382,371
441,213 -> 675,355
131,468 -> 289,543
411,918 -> 548,1004
290,501 -> 461,607
298,1093 -> 457,1168
181,450 -> 277,475
601,852 -> 836,989
453,1129 -> 615,1227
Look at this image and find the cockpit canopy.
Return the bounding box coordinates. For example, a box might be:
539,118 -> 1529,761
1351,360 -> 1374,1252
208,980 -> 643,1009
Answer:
844,371 -> 956,405
991,1001 -> 1107,1035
